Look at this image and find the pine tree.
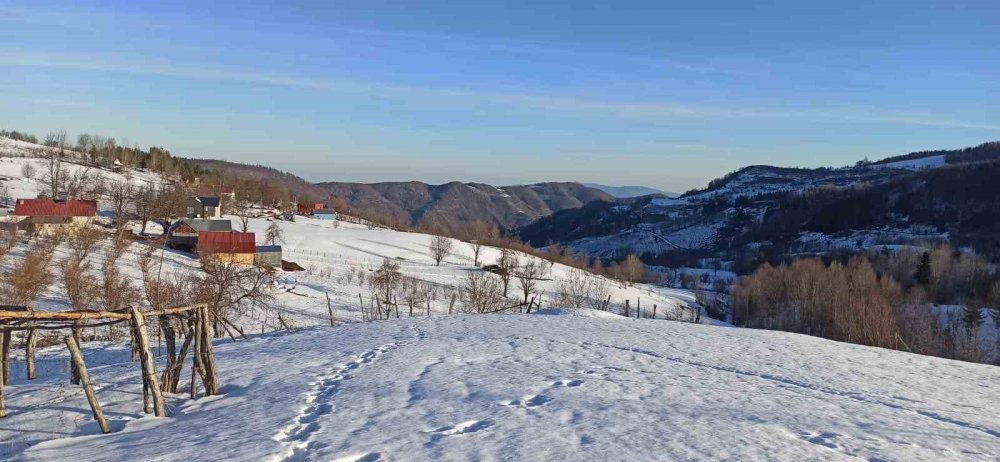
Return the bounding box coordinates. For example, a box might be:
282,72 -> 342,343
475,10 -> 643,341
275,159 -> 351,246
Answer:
914,251 -> 932,286
265,221 -> 283,245
963,304 -> 984,332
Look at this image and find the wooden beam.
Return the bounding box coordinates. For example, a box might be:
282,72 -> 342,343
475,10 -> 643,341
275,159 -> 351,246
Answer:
0,304 -> 207,322
64,336 -> 110,434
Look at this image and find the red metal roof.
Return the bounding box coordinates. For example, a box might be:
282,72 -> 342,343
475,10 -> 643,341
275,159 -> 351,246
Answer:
197,231 -> 256,254
13,199 -> 97,217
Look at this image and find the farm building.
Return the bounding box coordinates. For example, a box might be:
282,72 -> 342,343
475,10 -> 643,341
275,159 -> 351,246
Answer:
188,196 -> 223,219
255,245 -> 282,267
197,231 -> 256,264
167,219 -> 232,250
297,202 -> 325,216
314,209 -> 337,220
12,198 -> 97,235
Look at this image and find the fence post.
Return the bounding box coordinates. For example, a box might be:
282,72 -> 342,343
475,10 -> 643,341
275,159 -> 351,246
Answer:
64,336 -> 110,433
130,306 -> 166,417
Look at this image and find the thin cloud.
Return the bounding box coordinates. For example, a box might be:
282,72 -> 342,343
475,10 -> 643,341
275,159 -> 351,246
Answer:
2,49 -> 997,131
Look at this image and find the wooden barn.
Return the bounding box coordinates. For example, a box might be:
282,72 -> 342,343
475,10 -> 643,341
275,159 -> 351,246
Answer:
12,198 -> 97,235
197,231 -> 256,264
167,219 -> 232,250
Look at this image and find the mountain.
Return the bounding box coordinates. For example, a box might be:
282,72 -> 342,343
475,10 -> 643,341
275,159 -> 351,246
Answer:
316,181 -> 613,232
181,158 -> 330,199
520,141 -> 1000,267
181,159 -> 612,232
582,183 -> 673,198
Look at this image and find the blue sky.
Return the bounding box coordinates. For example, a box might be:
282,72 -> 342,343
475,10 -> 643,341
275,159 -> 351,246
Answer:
1,1 -> 998,191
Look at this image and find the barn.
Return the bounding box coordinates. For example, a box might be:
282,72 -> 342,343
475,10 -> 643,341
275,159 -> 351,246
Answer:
197,231 -> 256,264
12,199 -> 97,235
167,219 -> 232,251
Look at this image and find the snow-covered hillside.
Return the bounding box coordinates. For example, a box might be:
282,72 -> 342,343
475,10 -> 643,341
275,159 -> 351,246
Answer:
3,314 -> 998,461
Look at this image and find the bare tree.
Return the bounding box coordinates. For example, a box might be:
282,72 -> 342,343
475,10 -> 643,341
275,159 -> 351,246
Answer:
515,258 -> 541,304
370,259 -> 402,317
133,184 -> 159,235
107,179 -> 134,230
194,252 -> 275,329
461,271 -> 507,313
429,235 -> 453,266
619,254 -> 646,287
496,249 -> 517,297
41,145 -> 65,199
231,195 -> 256,232
556,269 -> 592,309
63,167 -> 98,200
21,162 -> 36,180
466,221 -> 496,266
0,183 -> 10,208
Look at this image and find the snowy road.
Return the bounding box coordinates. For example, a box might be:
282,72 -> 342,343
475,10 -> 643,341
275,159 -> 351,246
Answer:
4,312 -> 998,461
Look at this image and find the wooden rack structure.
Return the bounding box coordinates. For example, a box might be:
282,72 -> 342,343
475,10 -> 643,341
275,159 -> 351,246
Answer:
0,303 -> 220,433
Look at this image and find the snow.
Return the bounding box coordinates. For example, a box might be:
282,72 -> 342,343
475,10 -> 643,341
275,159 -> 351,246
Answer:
876,155 -> 947,171
532,307 -> 624,319
4,314 -> 999,461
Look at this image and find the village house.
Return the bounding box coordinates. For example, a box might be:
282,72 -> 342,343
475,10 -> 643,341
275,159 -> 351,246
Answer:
167,218 -> 232,251
197,231 -> 256,264
188,196 -> 223,219
12,198 -> 97,235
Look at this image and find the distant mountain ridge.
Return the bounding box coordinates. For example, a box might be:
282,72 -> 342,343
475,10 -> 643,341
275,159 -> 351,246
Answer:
582,183 -> 674,198
520,141 -> 1000,267
316,181 -> 613,232
181,158 -> 613,232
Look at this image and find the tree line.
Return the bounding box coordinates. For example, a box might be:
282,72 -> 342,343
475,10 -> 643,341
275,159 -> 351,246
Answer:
733,245 -> 1000,364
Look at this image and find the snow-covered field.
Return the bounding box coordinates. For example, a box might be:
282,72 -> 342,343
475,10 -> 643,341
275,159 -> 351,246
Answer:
3,313 -> 999,461
2,148 -> 998,461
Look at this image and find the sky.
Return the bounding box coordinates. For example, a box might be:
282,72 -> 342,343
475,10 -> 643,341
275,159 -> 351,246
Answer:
1,1 -> 999,191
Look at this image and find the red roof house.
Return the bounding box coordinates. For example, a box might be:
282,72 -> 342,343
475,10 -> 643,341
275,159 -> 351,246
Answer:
14,199 -> 97,217
197,231 -> 256,264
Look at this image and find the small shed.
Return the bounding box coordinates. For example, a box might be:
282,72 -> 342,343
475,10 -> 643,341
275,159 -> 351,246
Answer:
255,245 -> 282,268
314,209 -> 337,220
197,231 -> 256,265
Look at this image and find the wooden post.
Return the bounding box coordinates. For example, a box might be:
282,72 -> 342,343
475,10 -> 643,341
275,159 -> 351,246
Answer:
71,321 -> 83,384
26,325 -> 37,380
130,307 -> 166,417
64,336 -> 110,434
636,298 -> 641,320
448,293 -> 456,314
624,299 -> 630,318
199,306 -> 218,396
326,293 -> 335,327
0,330 -> 5,418
1,327 -> 9,385
653,305 -> 657,319
190,317 -> 203,399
